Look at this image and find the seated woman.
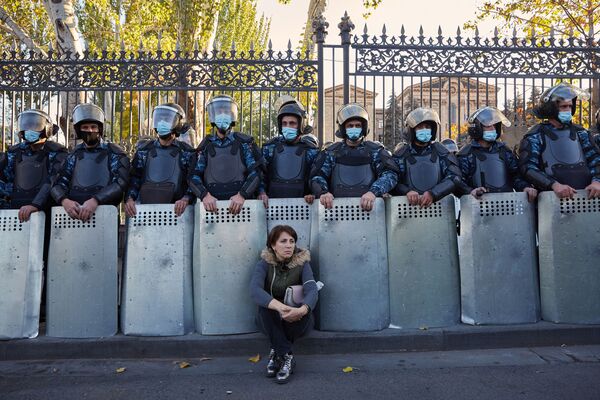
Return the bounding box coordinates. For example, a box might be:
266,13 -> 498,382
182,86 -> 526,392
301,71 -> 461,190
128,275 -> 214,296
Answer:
249,225 -> 318,384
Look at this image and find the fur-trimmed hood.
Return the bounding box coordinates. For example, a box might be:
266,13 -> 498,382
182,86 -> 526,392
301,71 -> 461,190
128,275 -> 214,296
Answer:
260,247 -> 311,269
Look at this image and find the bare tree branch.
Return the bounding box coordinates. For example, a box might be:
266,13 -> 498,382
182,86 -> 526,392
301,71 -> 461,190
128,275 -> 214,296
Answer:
0,6 -> 48,55
556,1 -> 588,37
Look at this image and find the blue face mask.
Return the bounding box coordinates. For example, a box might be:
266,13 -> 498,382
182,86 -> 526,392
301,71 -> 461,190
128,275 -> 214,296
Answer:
558,111 -> 572,124
346,127 -> 362,140
281,127 -> 298,141
415,128 -> 432,143
156,120 -> 173,137
24,130 -> 41,143
214,113 -> 232,131
482,130 -> 497,142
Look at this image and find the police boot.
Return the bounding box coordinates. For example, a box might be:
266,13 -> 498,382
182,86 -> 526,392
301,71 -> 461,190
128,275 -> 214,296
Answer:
266,349 -> 280,378
276,353 -> 295,384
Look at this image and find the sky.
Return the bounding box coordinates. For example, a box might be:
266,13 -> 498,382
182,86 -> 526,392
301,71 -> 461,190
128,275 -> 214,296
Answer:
256,0 -> 499,49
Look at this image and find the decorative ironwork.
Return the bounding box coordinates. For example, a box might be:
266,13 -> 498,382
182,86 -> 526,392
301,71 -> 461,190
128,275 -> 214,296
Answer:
353,26 -> 600,78
0,48 -> 318,91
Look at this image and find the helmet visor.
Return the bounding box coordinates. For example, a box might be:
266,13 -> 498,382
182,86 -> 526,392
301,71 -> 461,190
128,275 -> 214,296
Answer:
18,110 -> 50,133
543,82 -> 590,102
152,106 -> 181,130
468,107 -> 511,127
337,104 -> 369,126
207,97 -> 238,123
405,108 -> 440,128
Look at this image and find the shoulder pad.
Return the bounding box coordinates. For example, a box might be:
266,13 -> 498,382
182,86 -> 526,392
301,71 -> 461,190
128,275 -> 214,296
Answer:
299,135 -> 319,149
364,140 -> 384,151
233,132 -> 254,143
136,139 -> 153,150
174,140 -> 194,152
107,142 -> 127,155
524,123 -> 544,137
264,136 -> 281,146
7,143 -> 21,152
432,142 -> 449,155
325,142 -> 344,152
456,143 -> 472,156
393,143 -> 409,157
571,123 -> 585,131
198,136 -> 211,151
44,141 -> 67,153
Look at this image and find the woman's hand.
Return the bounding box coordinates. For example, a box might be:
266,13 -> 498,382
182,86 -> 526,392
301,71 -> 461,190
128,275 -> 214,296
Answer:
281,306 -> 307,323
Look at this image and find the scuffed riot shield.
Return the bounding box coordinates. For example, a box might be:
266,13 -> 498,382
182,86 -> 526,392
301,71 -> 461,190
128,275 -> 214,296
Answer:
538,191 -> 600,324
386,195 -> 460,329
459,192 -> 540,325
121,205 -> 194,336
266,198 -> 312,249
0,211 -> 45,340
193,200 -> 267,334
312,198 -> 389,331
46,206 -> 118,338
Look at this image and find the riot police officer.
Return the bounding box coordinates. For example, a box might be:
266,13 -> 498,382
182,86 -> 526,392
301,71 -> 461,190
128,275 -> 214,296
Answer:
258,97 -> 319,207
124,103 -> 197,217
457,106 -> 538,202
0,110 -> 68,221
519,82 -> 600,199
189,95 -> 263,214
310,103 -> 398,211
392,107 -> 461,207
51,103 -> 130,221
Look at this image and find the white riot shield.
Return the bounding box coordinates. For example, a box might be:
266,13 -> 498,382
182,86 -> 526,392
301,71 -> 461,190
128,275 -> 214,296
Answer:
46,206 -> 118,338
312,198 -> 389,331
538,190 -> 600,324
193,200 -> 267,334
266,198 -> 312,249
386,195 -> 460,329
459,192 -> 540,325
0,211 -> 45,339
121,205 -> 194,336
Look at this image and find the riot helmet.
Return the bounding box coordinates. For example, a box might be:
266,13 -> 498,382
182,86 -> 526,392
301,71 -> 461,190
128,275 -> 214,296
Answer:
467,106 -> 511,140
335,103 -> 369,140
207,94 -> 238,132
17,109 -> 58,143
533,82 -> 590,120
277,101 -> 307,142
441,138 -> 458,153
153,103 -> 185,138
405,107 -> 441,143
72,103 -> 105,139
595,108 -> 600,132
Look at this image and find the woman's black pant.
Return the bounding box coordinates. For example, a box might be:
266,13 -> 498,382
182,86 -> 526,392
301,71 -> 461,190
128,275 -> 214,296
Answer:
256,307 -> 313,356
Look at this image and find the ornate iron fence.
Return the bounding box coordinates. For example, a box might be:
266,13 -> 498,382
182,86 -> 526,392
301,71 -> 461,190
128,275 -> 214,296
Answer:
1,13 -> 599,153
315,13 -> 600,150
0,42 -> 317,151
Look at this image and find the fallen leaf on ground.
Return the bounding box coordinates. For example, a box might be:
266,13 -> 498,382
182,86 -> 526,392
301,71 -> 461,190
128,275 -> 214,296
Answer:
226,390 -> 233,395
342,366 -> 353,373
115,367 -> 126,374
248,354 -> 261,363
419,326 -> 428,330
200,357 -> 212,362
178,362 -> 191,369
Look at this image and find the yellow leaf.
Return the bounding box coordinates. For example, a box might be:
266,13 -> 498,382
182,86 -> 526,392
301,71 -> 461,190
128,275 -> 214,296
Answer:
248,354 -> 261,363
342,366 -> 353,373
115,367 -> 126,373
179,361 -> 191,369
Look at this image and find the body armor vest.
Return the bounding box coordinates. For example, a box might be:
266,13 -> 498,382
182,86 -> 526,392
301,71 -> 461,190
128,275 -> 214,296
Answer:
139,146 -> 183,204
268,143 -> 307,198
204,141 -> 246,200
472,149 -> 512,192
69,149 -> 111,204
330,145 -> 375,198
541,126 -> 591,189
11,151 -> 48,208
405,152 -> 441,194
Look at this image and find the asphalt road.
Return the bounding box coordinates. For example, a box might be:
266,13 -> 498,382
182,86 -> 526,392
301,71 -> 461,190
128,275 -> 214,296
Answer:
1,346 -> 599,400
